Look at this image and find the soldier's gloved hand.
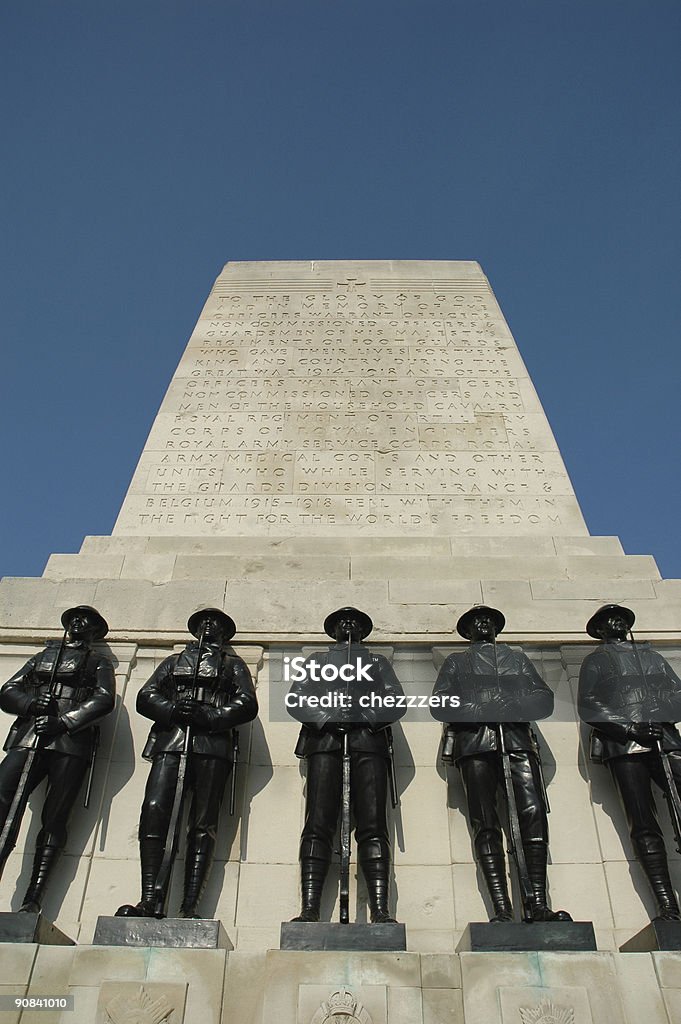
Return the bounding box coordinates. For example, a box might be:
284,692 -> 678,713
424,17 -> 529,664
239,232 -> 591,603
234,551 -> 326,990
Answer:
189,702 -> 217,730
171,698 -> 195,726
32,694 -> 57,717
34,715 -> 67,737
627,722 -> 664,745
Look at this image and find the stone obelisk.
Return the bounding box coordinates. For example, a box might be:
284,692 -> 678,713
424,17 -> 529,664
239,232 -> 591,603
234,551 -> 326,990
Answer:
1,262 -> 680,1023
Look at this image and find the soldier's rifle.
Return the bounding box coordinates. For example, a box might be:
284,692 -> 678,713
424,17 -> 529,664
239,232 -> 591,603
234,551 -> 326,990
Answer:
152,622 -> 207,917
339,629 -> 352,924
492,636 -> 535,922
229,729 -> 239,816
0,627 -> 69,876
629,632 -> 681,855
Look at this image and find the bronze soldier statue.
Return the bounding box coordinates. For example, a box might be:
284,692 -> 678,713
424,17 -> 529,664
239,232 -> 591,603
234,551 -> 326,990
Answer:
0,605 -> 115,912
287,607 -> 405,924
116,608 -> 258,920
578,604 -> 681,921
431,605 -> 571,923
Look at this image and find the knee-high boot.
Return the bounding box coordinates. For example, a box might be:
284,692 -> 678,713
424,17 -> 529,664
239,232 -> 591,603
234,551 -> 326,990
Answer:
475,832 -> 513,922
635,835 -> 681,920
19,844 -> 61,914
524,841 -> 572,922
115,837 -> 165,918
179,835 -> 214,919
291,857 -> 330,922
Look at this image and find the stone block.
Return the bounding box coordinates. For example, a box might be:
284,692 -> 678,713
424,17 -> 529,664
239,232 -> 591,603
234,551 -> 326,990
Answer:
0,578 -> 98,632
93,580 -> 228,633
120,553 -> 177,581
548,863 -> 614,929
553,537 -> 624,556
355,556 -> 569,583
542,764 -> 601,863
69,945 -> 149,984
393,866 -> 455,930
281,922 -> 405,952
423,988 -> 464,1024
173,553 -> 350,582
460,952 -> 541,1022
146,947 -> 226,1024
0,943 -> 37,984
458,921 -> 596,952
392,771 -> 451,866
451,863 -> 489,924
387,985 -> 422,1024
653,948 -> 681,987
564,554 -> 660,580
0,912 -> 74,945
388,580 -> 483,606
93,916 -> 231,949
530,579 -> 656,600
420,953 -> 461,989
42,554 -> 124,581
81,535 -> 150,554
407,930 -> 456,953
236,864 -> 301,928
221,951 -> 267,1024
539,952 -> 627,1024
242,766 -> 302,864
604,860 -> 656,929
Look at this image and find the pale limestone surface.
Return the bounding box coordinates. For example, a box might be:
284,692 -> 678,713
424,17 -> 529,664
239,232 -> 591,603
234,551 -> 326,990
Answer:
1,262 -> 681,1021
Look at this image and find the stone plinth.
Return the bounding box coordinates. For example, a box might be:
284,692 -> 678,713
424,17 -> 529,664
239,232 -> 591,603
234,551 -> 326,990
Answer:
93,915 -> 232,948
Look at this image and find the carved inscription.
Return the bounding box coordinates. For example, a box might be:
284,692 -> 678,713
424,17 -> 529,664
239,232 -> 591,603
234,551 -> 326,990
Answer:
114,265 -> 584,536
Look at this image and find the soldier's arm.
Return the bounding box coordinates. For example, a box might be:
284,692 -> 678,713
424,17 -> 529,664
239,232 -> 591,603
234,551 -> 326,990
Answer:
516,654 -> 554,721
360,655 -> 406,730
196,657 -> 259,733
286,656 -> 332,730
577,651 -> 629,744
136,656 -> 178,727
0,657 -> 39,718
431,654 -> 478,724
60,655 -> 116,734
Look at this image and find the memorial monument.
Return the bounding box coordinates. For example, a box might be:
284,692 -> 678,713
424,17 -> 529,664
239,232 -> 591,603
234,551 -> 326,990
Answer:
1,261 -> 680,1021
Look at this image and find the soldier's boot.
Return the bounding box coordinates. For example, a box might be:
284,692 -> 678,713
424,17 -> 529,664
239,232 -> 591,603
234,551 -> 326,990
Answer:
179,835 -> 214,919
524,841 -> 572,922
19,843 -> 61,914
636,836 -> 681,921
476,833 -> 513,922
359,840 -> 397,924
291,857 -> 330,922
115,837 -> 165,918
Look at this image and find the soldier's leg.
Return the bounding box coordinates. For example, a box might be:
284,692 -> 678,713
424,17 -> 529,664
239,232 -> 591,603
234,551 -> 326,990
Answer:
116,754 -> 178,917
510,752 -> 571,922
292,751 -> 342,922
0,748 -> 47,878
180,756 -> 227,918
19,752 -> 87,913
459,754 -> 513,921
352,752 -> 394,923
610,754 -> 680,920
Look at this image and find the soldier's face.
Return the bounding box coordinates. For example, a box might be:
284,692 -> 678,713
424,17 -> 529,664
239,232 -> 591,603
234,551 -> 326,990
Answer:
334,616 -> 363,643
470,614 -> 496,641
66,613 -> 96,640
199,616 -> 225,644
601,614 -> 630,639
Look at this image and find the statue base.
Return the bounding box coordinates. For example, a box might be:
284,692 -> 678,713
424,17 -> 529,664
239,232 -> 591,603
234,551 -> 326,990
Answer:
619,919 -> 681,952
93,916 -> 233,949
280,921 -> 406,951
0,911 -> 75,945
457,921 -> 597,952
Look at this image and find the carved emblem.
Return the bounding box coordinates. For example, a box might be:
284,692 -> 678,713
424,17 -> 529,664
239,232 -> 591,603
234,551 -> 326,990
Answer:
106,985 -> 175,1024
310,987 -> 373,1024
518,1000 -> 575,1024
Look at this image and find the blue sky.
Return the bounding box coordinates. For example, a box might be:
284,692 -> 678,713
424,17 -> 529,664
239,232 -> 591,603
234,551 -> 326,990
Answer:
1,0 -> 680,579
